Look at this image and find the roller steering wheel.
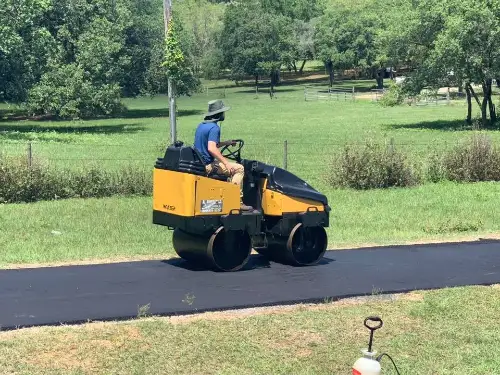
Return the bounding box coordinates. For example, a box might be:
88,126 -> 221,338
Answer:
221,139 -> 244,163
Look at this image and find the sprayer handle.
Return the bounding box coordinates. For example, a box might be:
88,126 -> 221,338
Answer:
364,316 -> 383,331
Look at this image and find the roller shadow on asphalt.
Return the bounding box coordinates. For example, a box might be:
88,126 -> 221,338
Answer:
162,254 -> 336,272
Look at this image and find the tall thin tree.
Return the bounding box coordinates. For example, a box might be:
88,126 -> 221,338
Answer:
164,0 -> 177,143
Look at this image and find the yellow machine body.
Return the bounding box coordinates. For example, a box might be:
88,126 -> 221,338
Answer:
153,169 -> 324,218
261,179 -> 324,216
152,141 -> 330,272
153,169 -> 240,217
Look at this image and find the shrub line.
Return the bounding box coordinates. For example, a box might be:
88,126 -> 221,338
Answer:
1,134 -> 499,203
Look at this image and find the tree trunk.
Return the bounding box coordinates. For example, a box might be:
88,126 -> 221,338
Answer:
326,61 -> 334,87
484,79 -> 496,124
299,60 -> 307,74
489,97 -> 497,124
292,61 -> 297,73
376,68 -> 384,89
467,83 -> 481,107
481,81 -> 490,127
255,75 -> 259,87
270,70 -> 279,99
465,85 -> 472,124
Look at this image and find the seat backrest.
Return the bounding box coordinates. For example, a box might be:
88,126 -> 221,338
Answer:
155,142 -> 206,176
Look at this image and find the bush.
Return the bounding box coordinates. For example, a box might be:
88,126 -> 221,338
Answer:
329,141 -> 421,189
379,81 -> 405,107
25,63 -> 126,120
427,151 -> 447,183
442,134 -> 500,182
0,156 -> 62,203
0,155 -> 151,203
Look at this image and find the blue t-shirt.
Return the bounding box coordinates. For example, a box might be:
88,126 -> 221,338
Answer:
194,121 -> 220,164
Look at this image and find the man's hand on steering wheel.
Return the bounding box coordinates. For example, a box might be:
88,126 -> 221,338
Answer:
220,139 -> 244,162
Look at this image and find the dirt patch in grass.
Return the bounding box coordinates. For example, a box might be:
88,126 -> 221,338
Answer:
167,291 -> 426,325
16,325 -> 147,374
28,339 -> 98,372
266,329 -> 327,358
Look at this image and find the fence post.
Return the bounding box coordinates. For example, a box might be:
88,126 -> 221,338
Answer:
283,140 -> 288,170
27,142 -> 32,168
352,87 -> 355,101
389,137 -> 395,154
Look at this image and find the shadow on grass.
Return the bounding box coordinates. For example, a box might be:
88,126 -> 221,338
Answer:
0,123 -> 145,135
0,108 -> 204,122
387,119 -> 500,132
117,108 -> 203,119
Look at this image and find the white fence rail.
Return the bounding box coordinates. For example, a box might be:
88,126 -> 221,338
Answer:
304,86 -> 356,101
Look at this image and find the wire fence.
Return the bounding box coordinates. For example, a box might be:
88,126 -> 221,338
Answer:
2,137 -> 495,189
0,138 -> 469,172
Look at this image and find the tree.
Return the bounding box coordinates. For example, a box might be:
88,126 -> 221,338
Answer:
162,15 -> 201,97
261,0 -> 325,74
220,1 -> 295,93
260,0 -> 326,22
384,0 -> 500,126
0,0 -> 54,102
175,0 -> 226,79
287,19 -> 317,74
1,0 -> 200,118
314,2 -> 385,87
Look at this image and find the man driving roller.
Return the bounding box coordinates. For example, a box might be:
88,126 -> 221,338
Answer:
194,99 -> 253,211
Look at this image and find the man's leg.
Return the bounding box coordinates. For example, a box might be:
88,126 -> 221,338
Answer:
225,162 -> 244,196
212,161 -> 252,210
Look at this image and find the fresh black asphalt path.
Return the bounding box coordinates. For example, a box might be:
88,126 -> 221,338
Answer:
1,240 -> 500,330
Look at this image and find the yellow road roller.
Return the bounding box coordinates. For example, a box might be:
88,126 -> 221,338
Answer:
152,140 -> 331,271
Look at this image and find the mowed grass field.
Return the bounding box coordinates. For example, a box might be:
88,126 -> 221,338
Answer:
2,79 -> 500,266
1,286 -> 500,374
2,79 -> 500,374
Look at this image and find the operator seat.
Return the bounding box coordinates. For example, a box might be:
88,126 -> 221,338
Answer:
155,141 -> 231,182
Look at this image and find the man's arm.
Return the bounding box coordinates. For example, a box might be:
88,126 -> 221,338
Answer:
208,141 -> 235,172
217,140 -> 237,147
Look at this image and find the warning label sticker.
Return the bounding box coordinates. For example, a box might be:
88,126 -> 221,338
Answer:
201,200 -> 223,213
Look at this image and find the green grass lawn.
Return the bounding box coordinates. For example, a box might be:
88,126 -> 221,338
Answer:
1,180 -> 500,267
1,286 -> 499,374
1,79 -> 500,267
1,80 -> 500,373
1,80 -> 492,189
